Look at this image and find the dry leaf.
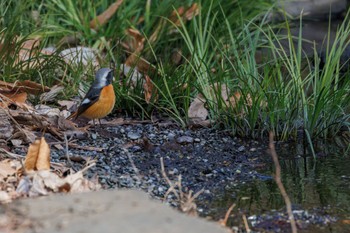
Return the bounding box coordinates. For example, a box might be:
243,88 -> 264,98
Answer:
24,137 -> 50,172
1,92 -> 27,106
184,3 -> 200,20
90,0 -> 124,30
40,85 -> 64,102
143,75 -> 157,104
188,93 -> 208,122
126,28 -> 145,51
35,104 -> 61,117
228,92 -> 253,108
0,159 -> 17,179
0,80 -> 49,95
169,4 -> 199,26
57,100 -> 76,110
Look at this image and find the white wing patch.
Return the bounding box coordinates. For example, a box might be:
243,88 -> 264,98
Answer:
81,98 -> 91,105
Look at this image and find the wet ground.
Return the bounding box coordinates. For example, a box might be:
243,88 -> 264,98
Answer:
13,120 -> 350,232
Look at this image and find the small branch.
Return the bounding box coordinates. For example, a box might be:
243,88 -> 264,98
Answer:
269,131 -> 297,233
64,133 -> 72,166
242,214 -> 251,233
123,148 -> 142,183
160,157 -> 180,201
219,203 -> 236,227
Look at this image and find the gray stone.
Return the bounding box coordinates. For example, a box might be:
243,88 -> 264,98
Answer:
176,136 -> 194,144
127,131 -> 141,140
3,190 -> 231,233
274,0 -> 347,19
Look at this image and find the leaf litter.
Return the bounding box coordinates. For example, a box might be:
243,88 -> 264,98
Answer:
0,137 -> 100,203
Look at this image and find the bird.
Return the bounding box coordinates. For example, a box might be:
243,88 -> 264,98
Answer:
67,68 -> 116,126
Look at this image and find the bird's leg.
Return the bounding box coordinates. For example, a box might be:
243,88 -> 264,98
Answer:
98,119 -> 102,128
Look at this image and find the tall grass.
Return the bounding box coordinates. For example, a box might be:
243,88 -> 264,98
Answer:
0,0 -> 349,143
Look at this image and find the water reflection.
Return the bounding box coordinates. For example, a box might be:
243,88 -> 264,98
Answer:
212,144 -> 350,232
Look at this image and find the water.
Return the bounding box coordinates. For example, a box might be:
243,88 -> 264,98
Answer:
210,143 -> 350,232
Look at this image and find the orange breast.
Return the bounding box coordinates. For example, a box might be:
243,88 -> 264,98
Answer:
81,84 -> 115,119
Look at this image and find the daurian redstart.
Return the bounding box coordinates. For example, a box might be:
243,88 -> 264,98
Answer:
67,68 -> 115,124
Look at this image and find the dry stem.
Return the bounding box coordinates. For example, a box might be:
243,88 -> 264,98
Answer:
269,131 -> 297,233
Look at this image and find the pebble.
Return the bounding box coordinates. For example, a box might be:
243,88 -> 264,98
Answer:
237,145 -> 245,152
127,131 -> 141,140
167,132 -> 176,140
176,136 -> 194,144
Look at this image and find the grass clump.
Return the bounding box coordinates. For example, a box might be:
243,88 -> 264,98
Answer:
0,0 -> 349,144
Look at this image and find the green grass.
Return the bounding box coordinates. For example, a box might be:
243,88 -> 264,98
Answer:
0,0 -> 349,145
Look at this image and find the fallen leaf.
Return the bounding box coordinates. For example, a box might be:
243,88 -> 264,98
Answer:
35,104 -> 61,117
57,100 -> 76,110
228,91 -> 253,108
24,137 -> 50,172
184,3 -> 200,20
90,0 -> 124,30
188,93 -> 208,122
0,79 -> 50,95
40,85 -> 64,102
0,159 -> 17,179
126,28 -> 145,51
143,75 -> 157,104
169,4 -> 199,26
1,92 -> 27,106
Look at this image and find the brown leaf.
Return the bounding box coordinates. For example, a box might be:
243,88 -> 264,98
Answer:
184,3 -> 200,20
90,0 -> 124,30
188,93 -> 208,122
228,92 -> 253,108
143,75 -> 156,104
169,4 -> 199,26
0,159 -> 17,180
24,137 -> 50,172
0,80 -> 50,95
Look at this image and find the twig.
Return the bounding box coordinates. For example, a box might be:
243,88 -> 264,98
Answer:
0,148 -> 25,159
64,133 -> 72,165
80,160 -> 96,173
242,214 -> 251,233
219,203 -> 236,227
160,157 -> 180,201
123,148 -> 142,183
269,131 -> 297,233
68,143 -> 104,152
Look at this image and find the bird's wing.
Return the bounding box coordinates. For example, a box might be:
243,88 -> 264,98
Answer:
74,87 -> 102,118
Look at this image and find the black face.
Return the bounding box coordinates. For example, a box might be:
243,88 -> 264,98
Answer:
105,69 -> 114,85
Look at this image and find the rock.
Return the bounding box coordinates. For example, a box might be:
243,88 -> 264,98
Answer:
127,131 -> 141,140
0,108 -> 13,140
273,0 -> 347,20
237,146 -> 245,152
176,136 -> 194,144
3,190 -> 231,233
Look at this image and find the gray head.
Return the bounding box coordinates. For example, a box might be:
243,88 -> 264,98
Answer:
94,68 -> 114,88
